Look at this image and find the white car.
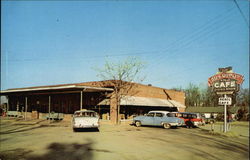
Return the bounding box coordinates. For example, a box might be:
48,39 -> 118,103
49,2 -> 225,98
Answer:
72,110 -> 100,131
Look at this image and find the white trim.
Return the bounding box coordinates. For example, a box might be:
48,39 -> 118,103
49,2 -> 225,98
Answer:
0,85 -> 113,93
75,86 -> 113,91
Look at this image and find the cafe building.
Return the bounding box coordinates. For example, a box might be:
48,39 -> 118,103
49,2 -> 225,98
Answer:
0,80 -> 186,123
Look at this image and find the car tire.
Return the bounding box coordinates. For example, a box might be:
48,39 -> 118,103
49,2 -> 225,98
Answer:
163,123 -> 171,129
186,121 -> 194,128
135,121 -> 141,127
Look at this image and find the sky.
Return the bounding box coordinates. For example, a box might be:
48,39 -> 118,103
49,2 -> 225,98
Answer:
1,0 -> 249,91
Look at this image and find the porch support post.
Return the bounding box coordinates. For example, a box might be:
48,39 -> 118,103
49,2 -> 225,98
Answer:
6,96 -> 9,113
49,96 -> 51,123
80,91 -> 83,110
17,101 -> 19,112
25,97 -> 28,120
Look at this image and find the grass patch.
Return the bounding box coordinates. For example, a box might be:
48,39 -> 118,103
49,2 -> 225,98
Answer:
200,127 -> 240,138
215,121 -> 249,127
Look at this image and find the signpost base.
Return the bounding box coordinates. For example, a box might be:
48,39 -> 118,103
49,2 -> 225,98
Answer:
224,95 -> 227,133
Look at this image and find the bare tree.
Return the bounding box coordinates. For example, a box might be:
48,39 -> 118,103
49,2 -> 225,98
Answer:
95,57 -> 145,124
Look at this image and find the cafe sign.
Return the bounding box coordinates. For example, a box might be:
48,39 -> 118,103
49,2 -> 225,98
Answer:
208,67 -> 244,94
208,67 -> 244,133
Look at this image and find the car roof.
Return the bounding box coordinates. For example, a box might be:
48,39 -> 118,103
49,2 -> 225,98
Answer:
74,110 -> 96,113
148,111 -> 170,114
172,112 -> 196,114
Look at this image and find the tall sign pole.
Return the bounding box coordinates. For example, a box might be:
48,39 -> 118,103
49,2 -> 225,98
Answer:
208,67 -> 244,133
223,95 -> 227,132
224,96 -> 227,132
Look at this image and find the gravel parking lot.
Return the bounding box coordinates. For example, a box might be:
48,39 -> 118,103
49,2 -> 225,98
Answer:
0,118 -> 249,160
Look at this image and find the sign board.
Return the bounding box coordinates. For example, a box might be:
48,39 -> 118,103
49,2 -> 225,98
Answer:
218,95 -> 232,105
208,67 -> 244,95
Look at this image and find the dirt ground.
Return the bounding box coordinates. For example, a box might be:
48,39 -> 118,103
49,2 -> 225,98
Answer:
0,118 -> 249,160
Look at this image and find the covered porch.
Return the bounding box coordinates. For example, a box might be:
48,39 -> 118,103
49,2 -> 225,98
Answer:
0,84 -> 113,121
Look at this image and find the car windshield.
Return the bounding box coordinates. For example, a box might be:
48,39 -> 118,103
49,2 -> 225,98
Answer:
147,113 -> 155,117
167,113 -> 176,117
74,112 -> 97,117
182,114 -> 188,118
191,114 -> 197,118
155,113 -> 164,117
174,113 -> 182,117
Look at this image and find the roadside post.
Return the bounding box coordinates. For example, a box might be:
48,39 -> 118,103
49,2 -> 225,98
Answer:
208,67 -> 244,133
211,122 -> 214,132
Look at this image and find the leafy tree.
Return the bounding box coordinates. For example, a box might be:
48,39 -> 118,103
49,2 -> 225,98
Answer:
185,83 -> 201,107
200,87 -> 218,107
185,84 -> 218,107
95,57 -> 145,124
236,88 -> 249,121
236,88 -> 249,106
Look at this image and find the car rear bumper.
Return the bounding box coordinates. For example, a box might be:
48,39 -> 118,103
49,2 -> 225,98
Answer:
73,124 -> 99,128
193,121 -> 204,126
169,122 -> 183,127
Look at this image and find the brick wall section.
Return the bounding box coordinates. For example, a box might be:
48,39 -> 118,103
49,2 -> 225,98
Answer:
80,81 -> 185,105
126,83 -> 185,105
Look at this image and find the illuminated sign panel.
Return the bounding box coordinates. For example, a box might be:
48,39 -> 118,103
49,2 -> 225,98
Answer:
208,68 -> 244,94
208,67 -> 244,106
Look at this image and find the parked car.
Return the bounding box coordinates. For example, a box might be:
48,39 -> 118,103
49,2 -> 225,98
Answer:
46,112 -> 64,120
195,113 -> 206,126
132,111 -> 184,129
172,112 -> 205,128
72,110 -> 100,131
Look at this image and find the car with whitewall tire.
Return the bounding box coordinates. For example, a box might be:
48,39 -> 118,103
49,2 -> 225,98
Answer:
133,111 -> 184,129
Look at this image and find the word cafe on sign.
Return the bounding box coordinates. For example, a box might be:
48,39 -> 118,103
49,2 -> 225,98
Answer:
208,67 -> 244,94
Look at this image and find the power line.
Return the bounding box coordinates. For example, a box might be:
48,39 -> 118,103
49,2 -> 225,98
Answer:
148,21 -> 238,83
145,6 -> 244,81
147,6 -> 237,69
144,4 -> 247,67
150,3 -> 247,66
233,0 -> 250,28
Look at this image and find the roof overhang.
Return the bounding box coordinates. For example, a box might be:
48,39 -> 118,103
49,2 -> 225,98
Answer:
0,85 -> 114,94
98,96 -> 186,109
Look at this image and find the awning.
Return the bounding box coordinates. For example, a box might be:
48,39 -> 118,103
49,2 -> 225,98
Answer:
0,85 -> 113,94
98,96 -> 186,109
